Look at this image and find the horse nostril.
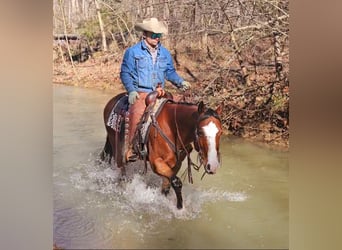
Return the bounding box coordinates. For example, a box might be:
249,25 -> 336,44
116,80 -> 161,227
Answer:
205,164 -> 213,174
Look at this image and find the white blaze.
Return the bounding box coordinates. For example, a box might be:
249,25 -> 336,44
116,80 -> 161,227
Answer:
202,121 -> 220,172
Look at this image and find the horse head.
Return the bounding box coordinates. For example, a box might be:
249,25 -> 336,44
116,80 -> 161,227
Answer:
194,101 -> 223,175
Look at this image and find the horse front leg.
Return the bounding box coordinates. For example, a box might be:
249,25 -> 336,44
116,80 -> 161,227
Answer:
171,176 -> 183,209
152,157 -> 183,209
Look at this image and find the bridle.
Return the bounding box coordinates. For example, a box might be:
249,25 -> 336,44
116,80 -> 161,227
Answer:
194,111 -> 222,179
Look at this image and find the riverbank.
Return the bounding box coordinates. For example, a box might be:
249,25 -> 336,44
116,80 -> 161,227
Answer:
53,52 -> 289,151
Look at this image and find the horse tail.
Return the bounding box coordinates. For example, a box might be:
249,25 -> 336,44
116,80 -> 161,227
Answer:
100,136 -> 112,163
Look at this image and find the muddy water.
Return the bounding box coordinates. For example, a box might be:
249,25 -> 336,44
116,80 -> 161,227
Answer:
53,84 -> 288,249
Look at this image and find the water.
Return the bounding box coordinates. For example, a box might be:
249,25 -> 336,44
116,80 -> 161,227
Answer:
53,84 -> 288,249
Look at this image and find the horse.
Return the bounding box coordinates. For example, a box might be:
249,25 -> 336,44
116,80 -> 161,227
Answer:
100,91 -> 223,209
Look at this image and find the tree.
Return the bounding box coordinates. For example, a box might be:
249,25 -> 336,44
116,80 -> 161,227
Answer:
94,0 -> 108,51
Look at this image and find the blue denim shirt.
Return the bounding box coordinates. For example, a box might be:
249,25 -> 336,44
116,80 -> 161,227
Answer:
120,40 -> 184,93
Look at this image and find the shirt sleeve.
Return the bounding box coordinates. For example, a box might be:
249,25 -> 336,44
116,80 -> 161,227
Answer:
120,48 -> 136,93
164,49 -> 184,86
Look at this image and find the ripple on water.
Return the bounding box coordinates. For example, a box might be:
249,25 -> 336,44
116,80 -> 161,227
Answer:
54,207 -> 113,248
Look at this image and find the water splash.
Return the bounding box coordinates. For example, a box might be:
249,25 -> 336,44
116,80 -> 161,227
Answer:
70,158 -> 247,225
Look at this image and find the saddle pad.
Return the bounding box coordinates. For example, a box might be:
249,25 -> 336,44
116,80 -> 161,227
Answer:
107,95 -> 129,131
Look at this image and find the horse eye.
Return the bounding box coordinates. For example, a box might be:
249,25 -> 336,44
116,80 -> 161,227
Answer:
197,130 -> 205,137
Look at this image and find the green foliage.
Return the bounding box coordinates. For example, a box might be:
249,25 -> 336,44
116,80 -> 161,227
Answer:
77,17 -> 101,46
271,92 -> 288,113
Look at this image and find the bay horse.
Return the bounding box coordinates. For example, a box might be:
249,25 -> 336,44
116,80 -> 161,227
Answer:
100,91 -> 223,209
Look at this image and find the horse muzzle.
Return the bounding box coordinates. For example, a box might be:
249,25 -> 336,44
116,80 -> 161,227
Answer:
205,163 -> 219,174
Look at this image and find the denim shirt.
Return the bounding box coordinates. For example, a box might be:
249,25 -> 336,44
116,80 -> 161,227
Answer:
120,40 -> 184,93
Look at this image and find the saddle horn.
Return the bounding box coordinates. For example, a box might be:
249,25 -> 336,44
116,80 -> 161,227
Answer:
145,91 -> 173,106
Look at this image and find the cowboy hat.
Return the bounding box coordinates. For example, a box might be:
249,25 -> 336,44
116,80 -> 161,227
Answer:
134,17 -> 168,34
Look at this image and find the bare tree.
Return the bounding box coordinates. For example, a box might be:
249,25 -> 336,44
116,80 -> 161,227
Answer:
57,0 -> 80,81
94,0 -> 108,51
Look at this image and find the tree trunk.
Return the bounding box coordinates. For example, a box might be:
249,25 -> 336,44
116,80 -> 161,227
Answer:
231,31 -> 251,86
273,0 -> 284,81
58,0 -> 80,81
94,0 -> 108,52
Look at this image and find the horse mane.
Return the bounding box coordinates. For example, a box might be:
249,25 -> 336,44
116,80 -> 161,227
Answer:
166,100 -> 221,121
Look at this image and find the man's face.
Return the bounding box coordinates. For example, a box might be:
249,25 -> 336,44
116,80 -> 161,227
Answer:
144,31 -> 162,47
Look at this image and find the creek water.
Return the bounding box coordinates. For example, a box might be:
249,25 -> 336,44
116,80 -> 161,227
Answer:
53,84 -> 288,249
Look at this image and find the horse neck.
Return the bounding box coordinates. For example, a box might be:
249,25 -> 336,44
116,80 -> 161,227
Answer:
168,103 -> 198,144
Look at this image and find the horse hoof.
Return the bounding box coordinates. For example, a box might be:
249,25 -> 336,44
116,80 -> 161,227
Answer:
161,188 -> 170,196
94,158 -> 103,165
119,175 -> 128,182
127,155 -> 138,162
177,203 -> 183,209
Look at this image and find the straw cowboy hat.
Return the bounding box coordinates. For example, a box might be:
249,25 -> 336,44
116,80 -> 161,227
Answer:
134,17 -> 168,34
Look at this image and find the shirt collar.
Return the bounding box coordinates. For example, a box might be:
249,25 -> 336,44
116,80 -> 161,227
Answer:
141,40 -> 160,52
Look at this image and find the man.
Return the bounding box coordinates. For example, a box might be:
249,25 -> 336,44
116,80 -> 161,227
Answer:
120,17 -> 191,161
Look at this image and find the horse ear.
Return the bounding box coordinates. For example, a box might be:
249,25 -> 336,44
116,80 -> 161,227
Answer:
198,101 -> 205,114
215,102 -> 224,115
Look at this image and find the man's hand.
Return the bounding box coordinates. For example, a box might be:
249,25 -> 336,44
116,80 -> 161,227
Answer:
128,91 -> 140,104
156,84 -> 165,97
180,81 -> 191,91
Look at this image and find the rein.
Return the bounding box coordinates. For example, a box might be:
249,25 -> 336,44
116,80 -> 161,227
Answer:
174,105 -> 201,184
150,114 -> 176,153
